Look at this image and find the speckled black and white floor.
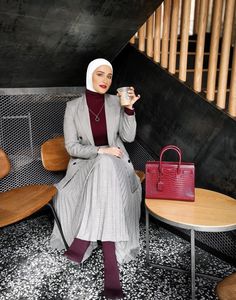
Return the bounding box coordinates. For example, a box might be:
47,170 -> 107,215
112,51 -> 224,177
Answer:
0,214 -> 235,300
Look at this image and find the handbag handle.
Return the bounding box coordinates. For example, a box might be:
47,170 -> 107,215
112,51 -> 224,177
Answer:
159,145 -> 182,172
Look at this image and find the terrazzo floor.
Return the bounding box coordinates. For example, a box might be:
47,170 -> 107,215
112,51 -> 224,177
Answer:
0,213 -> 235,300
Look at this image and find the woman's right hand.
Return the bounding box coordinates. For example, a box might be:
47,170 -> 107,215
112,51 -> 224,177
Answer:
98,147 -> 123,158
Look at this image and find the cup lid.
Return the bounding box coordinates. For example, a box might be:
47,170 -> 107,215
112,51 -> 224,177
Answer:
117,87 -> 130,92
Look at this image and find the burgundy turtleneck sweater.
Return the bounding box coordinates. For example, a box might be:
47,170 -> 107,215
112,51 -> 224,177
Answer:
85,89 -> 135,146
86,89 -> 108,146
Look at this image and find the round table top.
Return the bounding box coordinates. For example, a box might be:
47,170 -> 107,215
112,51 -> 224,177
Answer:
145,188 -> 236,232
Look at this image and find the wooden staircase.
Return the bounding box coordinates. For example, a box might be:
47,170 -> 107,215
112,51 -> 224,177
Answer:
175,35 -> 234,104
130,0 -> 236,119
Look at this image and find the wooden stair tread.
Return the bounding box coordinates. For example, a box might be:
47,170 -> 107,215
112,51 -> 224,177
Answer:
0,185 -> 57,227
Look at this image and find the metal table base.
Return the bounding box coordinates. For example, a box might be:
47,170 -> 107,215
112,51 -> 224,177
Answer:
145,209 -> 222,300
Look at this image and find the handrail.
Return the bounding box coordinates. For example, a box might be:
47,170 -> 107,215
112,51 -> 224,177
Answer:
130,0 -> 236,118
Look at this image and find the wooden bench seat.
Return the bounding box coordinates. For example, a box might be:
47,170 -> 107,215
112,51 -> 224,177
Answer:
0,146 -> 67,247
0,185 -> 56,227
0,136 -> 145,248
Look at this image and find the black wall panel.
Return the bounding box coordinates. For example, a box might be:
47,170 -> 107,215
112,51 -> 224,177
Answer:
111,45 -> 236,199
111,44 -> 236,264
0,0 -> 162,87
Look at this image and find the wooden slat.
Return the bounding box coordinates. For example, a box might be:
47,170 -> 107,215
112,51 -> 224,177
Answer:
0,149 -> 11,179
138,23 -> 146,52
147,14 -> 154,57
193,0 -> 201,34
216,0 -> 236,109
161,0 -> 171,68
206,0 -> 224,101
153,5 -> 162,63
130,35 -> 135,44
41,136 -> 69,171
193,0 -> 209,92
179,0 -> 191,81
169,0 -> 180,74
232,5 -> 236,43
228,44 -> 236,117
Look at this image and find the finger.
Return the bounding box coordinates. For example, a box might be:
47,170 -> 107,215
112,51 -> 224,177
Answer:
115,151 -> 122,158
133,95 -> 140,101
128,92 -> 135,98
118,150 -> 123,157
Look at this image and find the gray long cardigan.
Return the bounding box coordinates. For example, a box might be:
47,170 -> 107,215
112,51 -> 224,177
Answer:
56,93 -> 139,193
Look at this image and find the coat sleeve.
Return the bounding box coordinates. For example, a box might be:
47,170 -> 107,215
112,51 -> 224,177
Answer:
63,101 -> 99,159
118,109 -> 137,143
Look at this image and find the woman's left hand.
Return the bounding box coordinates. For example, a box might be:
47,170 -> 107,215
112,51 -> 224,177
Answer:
125,87 -> 141,109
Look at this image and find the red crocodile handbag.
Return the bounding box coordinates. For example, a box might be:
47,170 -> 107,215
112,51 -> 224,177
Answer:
145,145 -> 195,201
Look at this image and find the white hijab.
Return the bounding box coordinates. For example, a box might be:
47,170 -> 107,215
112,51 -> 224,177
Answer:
86,58 -> 113,92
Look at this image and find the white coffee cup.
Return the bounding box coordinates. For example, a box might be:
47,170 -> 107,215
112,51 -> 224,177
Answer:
117,87 -> 131,106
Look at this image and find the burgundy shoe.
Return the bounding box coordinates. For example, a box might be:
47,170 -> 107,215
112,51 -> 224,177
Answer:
101,289 -> 125,299
64,249 -> 81,264
64,238 -> 90,264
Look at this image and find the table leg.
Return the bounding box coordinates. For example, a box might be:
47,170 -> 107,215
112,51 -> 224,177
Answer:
146,208 -> 150,265
191,229 -> 195,300
145,215 -> 220,299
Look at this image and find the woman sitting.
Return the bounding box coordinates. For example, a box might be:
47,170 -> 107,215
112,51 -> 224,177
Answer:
50,58 -> 142,299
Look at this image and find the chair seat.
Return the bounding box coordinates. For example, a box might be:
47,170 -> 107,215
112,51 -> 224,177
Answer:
216,273 -> 236,300
135,170 -> 145,183
0,185 -> 57,227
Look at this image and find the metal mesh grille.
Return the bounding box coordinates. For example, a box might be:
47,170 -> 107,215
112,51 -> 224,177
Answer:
179,228 -> 236,262
0,92 -> 81,192
195,231 -> 236,257
125,139 -> 155,171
